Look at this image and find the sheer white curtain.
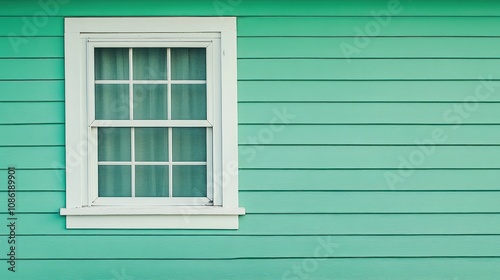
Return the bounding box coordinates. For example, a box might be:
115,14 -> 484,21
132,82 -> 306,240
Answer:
94,47 -> 207,198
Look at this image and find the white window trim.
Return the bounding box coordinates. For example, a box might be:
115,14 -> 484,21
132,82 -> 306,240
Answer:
61,17 -> 244,229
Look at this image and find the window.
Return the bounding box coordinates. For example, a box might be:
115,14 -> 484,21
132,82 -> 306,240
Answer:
60,18 -> 244,229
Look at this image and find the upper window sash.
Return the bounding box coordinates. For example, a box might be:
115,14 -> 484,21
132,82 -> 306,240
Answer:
87,40 -> 216,123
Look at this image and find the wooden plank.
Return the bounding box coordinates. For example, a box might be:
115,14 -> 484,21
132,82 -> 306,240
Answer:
240,191 -> 500,214
0,37 -> 63,58
238,103 -> 500,124
5,191 -> 500,214
0,58 -> 63,80
239,146 -> 500,169
5,145 -> 500,170
0,81 -> 64,101
4,1 -> 500,16
0,169 -> 64,191
5,235 -> 500,259
238,81 -> 500,102
1,258 -> 499,280
0,192 -> 63,213
239,37 -> 500,58
238,17 -> 500,36
0,17 -> 62,36
3,213 -> 500,235
1,168 -> 496,192
0,124 -> 63,145
239,169 -> 500,191
238,58 -> 500,80
0,146 -> 64,168
17,36 -> 500,59
239,125 -> 500,145
0,102 -> 63,124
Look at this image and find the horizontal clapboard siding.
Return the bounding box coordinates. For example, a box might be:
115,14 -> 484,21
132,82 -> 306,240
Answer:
238,59 -> 500,80
0,102 -> 63,124
0,168 -> 499,192
11,36 -> 500,59
238,81 -> 500,102
239,125 -> 500,144
3,213 -> 500,236
2,259 -> 500,280
0,124 -> 63,146
0,37 -> 63,58
239,37 -> 500,58
239,103 -> 500,124
239,146 -> 500,168
1,235 -> 499,258
239,169 -> 500,191
1,0 -> 500,16
1,1 -> 500,279
0,81 -> 64,101
238,17 -> 500,36
0,17 -> 63,36
0,58 -> 63,79
7,146 -> 500,169
0,169 -> 64,191
2,191 -> 500,214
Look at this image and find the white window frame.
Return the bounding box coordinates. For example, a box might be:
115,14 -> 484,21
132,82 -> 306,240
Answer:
60,17 -> 244,229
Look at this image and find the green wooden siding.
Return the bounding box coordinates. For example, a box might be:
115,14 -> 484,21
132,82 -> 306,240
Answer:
1,0 -> 500,279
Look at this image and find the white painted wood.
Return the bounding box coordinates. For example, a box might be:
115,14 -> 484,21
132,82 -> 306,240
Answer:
89,41 -> 212,48
90,120 -> 213,127
95,80 -> 207,84
65,17 -> 236,33
63,17 -> 243,229
220,22 -> 239,209
65,215 -> 241,229
83,33 -> 220,40
91,197 -> 213,206
97,161 -> 207,165
61,206 -> 245,215
65,25 -> 87,209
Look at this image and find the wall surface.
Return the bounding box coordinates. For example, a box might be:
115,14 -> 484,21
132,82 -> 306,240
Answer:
2,0 -> 500,279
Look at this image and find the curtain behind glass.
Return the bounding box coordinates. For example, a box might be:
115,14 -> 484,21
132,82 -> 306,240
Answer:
96,47 -> 207,198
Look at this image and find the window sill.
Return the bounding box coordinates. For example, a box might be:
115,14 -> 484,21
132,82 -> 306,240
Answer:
60,206 -> 245,229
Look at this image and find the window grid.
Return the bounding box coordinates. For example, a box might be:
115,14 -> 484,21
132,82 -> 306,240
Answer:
129,48 -> 136,197
95,47 -> 209,199
167,48 -> 173,197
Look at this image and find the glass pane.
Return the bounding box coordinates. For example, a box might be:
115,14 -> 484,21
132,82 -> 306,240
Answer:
95,84 -> 130,120
133,84 -> 168,120
135,165 -> 169,197
171,84 -> 206,120
98,165 -> 131,197
173,165 -> 206,197
95,48 -> 129,80
171,48 -> 206,80
135,128 -> 168,162
98,128 -> 131,161
172,128 -> 206,162
133,48 -> 167,80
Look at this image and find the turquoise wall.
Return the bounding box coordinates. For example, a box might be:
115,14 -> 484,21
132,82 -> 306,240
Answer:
2,0 -> 500,279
